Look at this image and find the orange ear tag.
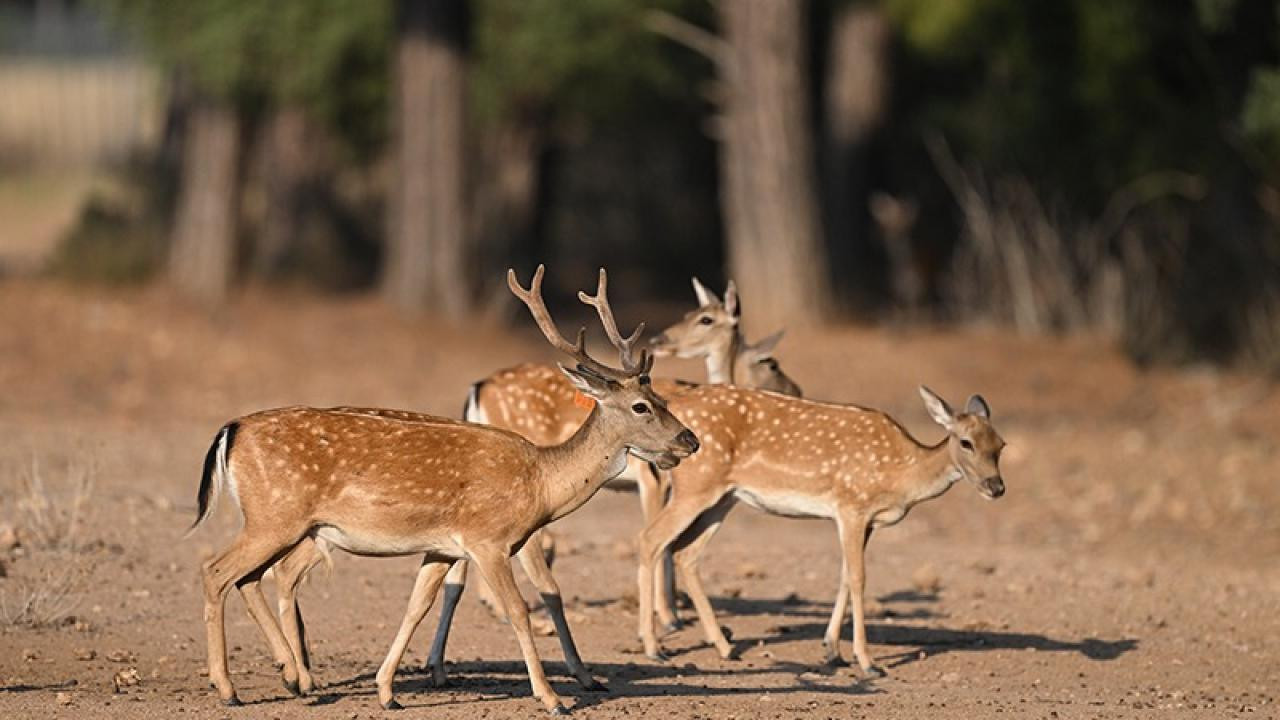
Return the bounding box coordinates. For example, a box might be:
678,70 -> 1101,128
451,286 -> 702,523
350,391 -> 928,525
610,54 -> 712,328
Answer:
573,391 -> 596,409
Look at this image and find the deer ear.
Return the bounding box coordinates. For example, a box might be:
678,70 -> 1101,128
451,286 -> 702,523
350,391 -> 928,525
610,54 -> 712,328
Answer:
724,279 -> 740,319
965,394 -> 991,419
691,277 -> 718,307
750,328 -> 785,354
558,364 -> 613,399
919,385 -> 956,430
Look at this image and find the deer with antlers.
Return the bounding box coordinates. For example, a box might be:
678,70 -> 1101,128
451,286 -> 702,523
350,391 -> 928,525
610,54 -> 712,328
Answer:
189,266 -> 698,713
417,276 -> 803,685
236,275 -> 799,697
634,385 -> 1005,678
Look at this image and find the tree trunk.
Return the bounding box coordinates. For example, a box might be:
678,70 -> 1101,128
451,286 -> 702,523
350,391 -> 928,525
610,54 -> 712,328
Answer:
471,119 -> 546,302
718,0 -> 829,329
169,101 -> 240,306
383,0 -> 469,318
253,106 -> 316,279
823,4 -> 891,307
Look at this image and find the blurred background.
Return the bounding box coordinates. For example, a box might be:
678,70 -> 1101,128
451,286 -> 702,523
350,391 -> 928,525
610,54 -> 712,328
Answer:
1,0 -> 1278,371
1,5 -> 1279,712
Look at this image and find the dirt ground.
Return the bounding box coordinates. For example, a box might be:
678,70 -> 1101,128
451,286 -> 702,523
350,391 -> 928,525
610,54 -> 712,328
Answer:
1,279 -> 1277,719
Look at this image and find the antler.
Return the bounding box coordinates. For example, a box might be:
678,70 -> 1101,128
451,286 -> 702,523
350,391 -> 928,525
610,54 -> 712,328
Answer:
508,265 -> 638,380
578,268 -> 652,375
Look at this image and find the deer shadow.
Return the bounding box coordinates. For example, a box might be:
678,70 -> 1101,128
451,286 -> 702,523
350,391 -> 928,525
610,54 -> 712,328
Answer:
300,656 -> 884,711
655,587 -> 1135,670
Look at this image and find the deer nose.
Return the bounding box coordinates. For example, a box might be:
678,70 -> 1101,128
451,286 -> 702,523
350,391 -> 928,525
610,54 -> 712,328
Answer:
677,429 -> 699,454
985,476 -> 1005,498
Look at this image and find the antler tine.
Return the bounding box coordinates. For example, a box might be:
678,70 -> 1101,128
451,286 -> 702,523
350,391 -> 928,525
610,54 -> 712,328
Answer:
508,265 -> 616,376
578,268 -> 647,375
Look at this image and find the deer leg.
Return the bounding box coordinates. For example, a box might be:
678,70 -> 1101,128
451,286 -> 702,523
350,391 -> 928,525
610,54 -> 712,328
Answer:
427,558 -> 468,687
374,558 -> 453,710
202,530 -> 299,706
273,536 -> 327,694
239,572 -> 300,694
471,548 -> 568,714
670,495 -> 738,659
636,489 -> 729,661
515,536 -> 604,691
839,516 -> 884,680
637,464 -> 680,632
822,562 -> 850,666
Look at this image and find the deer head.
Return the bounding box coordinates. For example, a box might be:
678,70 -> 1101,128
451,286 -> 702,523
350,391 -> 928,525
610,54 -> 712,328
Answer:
509,266 -> 699,469
648,277 -> 740,360
733,330 -> 802,397
919,386 -> 1006,499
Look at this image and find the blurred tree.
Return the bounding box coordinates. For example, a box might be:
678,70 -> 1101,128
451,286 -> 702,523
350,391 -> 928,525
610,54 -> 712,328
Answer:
719,0 -> 830,328
467,0 -> 709,301
654,0 -> 831,327
99,0 -> 390,303
822,0 -> 893,309
169,99 -> 240,305
383,0 -> 468,317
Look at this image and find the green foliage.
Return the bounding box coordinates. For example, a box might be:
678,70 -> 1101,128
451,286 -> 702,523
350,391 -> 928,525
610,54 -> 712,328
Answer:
883,0 -> 1263,208
1243,67 -> 1280,161
470,0 -> 703,129
97,0 -> 390,157
883,0 -> 993,58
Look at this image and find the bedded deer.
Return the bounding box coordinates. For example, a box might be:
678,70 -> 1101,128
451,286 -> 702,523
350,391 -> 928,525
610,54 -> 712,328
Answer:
188,266 -> 698,713
635,385 -> 1005,678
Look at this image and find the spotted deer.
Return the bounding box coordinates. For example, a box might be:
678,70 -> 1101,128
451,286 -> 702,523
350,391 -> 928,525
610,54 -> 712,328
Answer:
649,277 -> 801,396
244,275 -> 799,696
419,276 -> 803,685
188,266 -> 698,713
634,385 -> 1006,678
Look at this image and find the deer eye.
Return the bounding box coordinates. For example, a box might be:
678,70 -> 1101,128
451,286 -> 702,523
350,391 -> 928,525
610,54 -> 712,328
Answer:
960,438 -> 974,452
698,316 -> 714,325
632,403 -> 651,415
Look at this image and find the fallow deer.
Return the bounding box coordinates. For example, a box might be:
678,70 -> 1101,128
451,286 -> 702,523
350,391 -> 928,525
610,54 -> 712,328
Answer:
245,275 -> 800,696
419,276 -> 803,685
188,265 -> 699,713
634,385 -> 1005,678
649,277 -> 801,396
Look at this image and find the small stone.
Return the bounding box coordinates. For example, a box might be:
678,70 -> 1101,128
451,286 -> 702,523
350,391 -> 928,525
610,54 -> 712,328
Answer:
112,668 -> 140,693
105,650 -> 135,663
22,649 -> 37,662
55,691 -> 73,706
74,649 -> 97,661
912,564 -> 941,594
0,524 -> 19,552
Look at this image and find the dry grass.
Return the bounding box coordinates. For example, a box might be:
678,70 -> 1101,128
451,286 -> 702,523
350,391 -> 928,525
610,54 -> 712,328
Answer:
925,134 -> 1204,346
0,455 -> 97,627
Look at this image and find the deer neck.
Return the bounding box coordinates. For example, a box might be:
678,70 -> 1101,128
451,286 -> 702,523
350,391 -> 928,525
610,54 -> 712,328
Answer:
895,440 -> 963,510
705,330 -> 743,385
534,405 -> 631,523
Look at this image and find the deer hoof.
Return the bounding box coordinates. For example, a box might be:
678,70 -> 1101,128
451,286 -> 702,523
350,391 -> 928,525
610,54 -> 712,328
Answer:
549,704 -> 571,715
861,664 -> 886,680
646,649 -> 670,663
222,695 -> 242,707
381,698 -> 403,711
580,677 -> 607,692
